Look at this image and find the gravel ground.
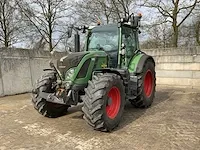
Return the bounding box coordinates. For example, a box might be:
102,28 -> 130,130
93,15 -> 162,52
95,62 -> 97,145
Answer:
0,86 -> 200,150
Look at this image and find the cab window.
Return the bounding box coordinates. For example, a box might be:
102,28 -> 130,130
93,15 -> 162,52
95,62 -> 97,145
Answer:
122,27 -> 137,59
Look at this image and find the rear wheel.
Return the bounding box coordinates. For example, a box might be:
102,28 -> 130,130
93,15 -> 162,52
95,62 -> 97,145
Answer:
32,72 -> 69,118
82,73 -> 125,131
131,59 -> 156,108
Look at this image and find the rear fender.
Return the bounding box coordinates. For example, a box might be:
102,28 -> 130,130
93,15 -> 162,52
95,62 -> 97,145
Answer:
136,55 -> 155,74
129,53 -> 155,74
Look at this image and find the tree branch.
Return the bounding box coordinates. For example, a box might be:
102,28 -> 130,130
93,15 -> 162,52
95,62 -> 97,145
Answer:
178,0 -> 199,27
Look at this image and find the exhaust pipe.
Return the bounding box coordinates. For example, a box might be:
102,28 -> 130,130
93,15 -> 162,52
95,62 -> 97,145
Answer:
75,33 -> 80,52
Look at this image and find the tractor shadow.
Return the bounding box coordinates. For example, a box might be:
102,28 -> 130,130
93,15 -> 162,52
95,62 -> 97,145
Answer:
60,88 -> 174,131
67,104 -> 84,119
116,88 -> 174,131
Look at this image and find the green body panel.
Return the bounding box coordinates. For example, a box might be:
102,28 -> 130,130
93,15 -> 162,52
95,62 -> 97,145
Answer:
68,51 -> 107,85
128,53 -> 144,73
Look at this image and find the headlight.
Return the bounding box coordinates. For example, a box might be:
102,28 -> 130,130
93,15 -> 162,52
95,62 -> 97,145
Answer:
65,68 -> 75,80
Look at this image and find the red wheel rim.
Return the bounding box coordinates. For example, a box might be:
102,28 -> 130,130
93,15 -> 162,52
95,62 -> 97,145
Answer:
144,70 -> 153,97
106,86 -> 121,119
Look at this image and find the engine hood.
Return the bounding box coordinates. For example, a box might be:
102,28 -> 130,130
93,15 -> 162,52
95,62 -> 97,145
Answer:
57,51 -> 108,78
57,52 -> 89,76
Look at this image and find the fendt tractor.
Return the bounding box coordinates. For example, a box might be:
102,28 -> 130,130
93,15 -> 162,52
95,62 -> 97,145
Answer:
32,14 -> 156,132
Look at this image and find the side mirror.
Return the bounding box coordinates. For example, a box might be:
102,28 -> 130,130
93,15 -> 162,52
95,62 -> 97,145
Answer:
67,25 -> 73,38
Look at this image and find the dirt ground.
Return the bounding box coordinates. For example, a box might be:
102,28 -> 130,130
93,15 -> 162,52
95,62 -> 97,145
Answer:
0,86 -> 199,150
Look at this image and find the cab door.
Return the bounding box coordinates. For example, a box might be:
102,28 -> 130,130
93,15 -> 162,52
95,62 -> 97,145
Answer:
121,26 -> 139,66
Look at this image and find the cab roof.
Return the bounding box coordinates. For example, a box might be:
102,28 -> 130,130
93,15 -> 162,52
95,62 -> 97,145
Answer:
91,24 -> 118,32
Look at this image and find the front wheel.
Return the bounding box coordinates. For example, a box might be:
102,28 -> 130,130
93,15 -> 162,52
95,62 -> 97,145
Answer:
131,59 -> 156,108
32,72 -> 69,118
82,73 -> 125,132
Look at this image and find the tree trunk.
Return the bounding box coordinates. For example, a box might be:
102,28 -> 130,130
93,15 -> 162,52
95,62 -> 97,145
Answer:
195,21 -> 200,45
106,14 -> 109,24
3,28 -> 9,48
172,1 -> 179,48
49,39 -> 53,52
48,0 -> 53,52
172,24 -> 178,47
5,39 -> 9,47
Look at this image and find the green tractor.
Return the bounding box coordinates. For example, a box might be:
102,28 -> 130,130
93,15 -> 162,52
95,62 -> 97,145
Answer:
32,14 -> 156,132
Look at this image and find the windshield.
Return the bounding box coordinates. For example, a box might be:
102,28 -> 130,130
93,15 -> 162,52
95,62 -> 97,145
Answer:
88,31 -> 118,52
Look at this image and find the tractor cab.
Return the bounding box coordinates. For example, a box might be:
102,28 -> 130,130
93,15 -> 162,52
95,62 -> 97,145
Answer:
85,16 -> 141,69
86,24 -> 119,68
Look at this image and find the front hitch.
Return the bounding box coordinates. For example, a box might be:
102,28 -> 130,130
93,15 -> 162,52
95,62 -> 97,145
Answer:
38,90 -> 72,105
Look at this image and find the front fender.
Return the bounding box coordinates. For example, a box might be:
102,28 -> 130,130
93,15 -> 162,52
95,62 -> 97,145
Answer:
72,51 -> 108,85
94,68 -> 130,85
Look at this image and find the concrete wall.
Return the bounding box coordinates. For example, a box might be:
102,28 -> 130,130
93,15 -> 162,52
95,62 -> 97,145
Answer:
0,48 -> 66,96
0,47 -> 199,96
144,47 -> 200,88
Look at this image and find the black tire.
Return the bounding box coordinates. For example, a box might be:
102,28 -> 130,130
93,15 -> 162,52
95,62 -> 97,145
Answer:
82,73 -> 125,132
32,71 -> 69,118
131,59 -> 156,108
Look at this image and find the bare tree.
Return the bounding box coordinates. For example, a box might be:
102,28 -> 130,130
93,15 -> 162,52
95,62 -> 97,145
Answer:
17,0 -> 71,52
0,0 -> 24,48
75,0 -> 113,24
141,22 -> 172,49
75,0 -> 135,25
111,0 -> 133,20
141,0 -> 200,47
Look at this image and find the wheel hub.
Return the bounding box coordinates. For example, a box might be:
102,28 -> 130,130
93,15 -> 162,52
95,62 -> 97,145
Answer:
106,86 -> 121,119
144,70 -> 153,97
107,98 -> 112,106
